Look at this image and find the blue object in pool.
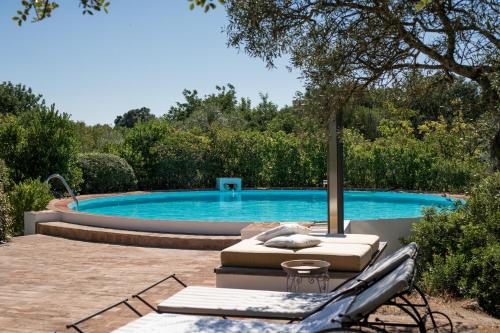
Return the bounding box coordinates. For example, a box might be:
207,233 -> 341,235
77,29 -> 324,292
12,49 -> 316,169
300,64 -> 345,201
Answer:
69,190 -> 460,222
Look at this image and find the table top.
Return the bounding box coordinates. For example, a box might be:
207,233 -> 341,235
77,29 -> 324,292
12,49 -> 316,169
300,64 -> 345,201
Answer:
281,259 -> 330,275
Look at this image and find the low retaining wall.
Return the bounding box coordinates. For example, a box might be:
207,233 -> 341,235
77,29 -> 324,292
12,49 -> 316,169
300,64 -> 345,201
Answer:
26,209 -> 420,255
345,218 -> 420,256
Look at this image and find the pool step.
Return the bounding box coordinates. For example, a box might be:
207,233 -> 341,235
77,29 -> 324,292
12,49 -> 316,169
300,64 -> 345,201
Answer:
36,221 -> 241,251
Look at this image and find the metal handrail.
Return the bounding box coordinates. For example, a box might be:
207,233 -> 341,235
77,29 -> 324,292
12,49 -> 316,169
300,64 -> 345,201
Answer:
45,173 -> 79,209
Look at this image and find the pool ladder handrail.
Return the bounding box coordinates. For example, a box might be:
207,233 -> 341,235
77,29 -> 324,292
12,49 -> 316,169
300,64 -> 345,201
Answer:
45,173 -> 79,209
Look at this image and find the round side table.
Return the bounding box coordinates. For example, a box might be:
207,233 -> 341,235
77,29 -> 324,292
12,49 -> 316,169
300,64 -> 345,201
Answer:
281,260 -> 330,293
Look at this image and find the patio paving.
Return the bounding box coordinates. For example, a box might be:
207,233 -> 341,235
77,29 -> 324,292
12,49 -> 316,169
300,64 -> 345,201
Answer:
0,235 -> 219,333
1,234 -> 499,333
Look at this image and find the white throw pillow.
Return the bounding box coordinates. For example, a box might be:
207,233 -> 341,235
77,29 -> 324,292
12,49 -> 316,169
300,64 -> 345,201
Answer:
255,224 -> 311,242
264,234 -> 321,249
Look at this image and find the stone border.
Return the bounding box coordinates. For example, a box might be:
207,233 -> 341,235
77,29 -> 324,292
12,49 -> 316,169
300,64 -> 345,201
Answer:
36,221 -> 240,251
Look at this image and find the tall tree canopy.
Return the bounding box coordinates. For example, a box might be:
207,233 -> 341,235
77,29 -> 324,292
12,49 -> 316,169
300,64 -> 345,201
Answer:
225,0 -> 499,164
114,107 -> 156,128
226,0 -> 498,90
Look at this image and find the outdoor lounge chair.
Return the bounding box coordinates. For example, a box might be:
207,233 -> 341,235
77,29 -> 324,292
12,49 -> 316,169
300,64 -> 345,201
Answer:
112,258 -> 419,333
144,243 -> 418,319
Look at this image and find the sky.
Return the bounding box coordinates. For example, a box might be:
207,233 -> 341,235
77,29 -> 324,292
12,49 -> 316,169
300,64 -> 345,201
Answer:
0,0 -> 303,125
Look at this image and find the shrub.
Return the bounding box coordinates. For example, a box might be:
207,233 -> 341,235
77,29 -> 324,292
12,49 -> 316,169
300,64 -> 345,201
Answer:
407,172 -> 500,317
120,120 -> 173,189
153,131 -> 210,189
9,179 -> 53,236
0,186 -> 13,242
0,159 -> 13,242
0,159 -> 10,191
343,115 -> 489,193
78,153 -> 137,194
0,107 -> 82,189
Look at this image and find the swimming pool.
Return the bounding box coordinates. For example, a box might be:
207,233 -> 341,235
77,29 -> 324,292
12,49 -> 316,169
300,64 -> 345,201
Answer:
69,190 -> 458,222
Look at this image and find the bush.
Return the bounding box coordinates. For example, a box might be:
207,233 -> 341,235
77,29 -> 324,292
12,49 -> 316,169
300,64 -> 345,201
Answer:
0,159 -> 10,191
407,172 -> 500,317
78,153 -> 137,194
0,107 -> 82,189
120,120 -> 175,189
0,186 -> 13,242
9,179 -> 53,236
0,159 -> 13,242
343,113 -> 489,192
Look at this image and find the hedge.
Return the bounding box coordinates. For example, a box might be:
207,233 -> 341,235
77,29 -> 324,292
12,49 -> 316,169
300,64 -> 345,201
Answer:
78,153 -> 137,194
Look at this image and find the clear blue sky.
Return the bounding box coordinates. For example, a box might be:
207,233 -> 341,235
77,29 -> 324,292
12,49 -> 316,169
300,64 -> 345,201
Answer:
0,0 -> 302,125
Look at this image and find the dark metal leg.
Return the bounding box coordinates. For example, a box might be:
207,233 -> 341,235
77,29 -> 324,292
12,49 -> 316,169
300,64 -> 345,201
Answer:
132,273 -> 188,312
65,298 -> 142,333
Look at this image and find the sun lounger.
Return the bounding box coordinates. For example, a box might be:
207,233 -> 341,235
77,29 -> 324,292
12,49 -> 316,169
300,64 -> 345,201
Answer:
155,243 -> 418,319
113,259 -> 416,333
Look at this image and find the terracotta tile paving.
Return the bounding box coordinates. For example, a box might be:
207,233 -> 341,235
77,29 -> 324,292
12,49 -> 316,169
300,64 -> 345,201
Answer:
0,235 -> 219,333
1,235 -> 499,333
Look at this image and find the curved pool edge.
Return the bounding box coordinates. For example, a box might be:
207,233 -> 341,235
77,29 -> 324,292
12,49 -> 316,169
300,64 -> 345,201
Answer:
48,193 -> 251,236
46,190 -> 464,236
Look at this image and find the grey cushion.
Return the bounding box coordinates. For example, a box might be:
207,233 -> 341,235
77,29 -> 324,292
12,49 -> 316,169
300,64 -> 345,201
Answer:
343,258 -> 415,322
333,242 -> 418,294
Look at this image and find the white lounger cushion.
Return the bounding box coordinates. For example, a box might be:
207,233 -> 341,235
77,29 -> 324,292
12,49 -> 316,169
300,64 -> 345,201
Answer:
111,312 -> 295,333
114,261 -> 415,333
114,297 -> 355,333
158,243 -> 418,319
158,286 -> 331,318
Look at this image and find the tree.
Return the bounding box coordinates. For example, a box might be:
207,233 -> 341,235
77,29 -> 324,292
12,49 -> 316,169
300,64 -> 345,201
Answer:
12,0 -> 224,25
0,82 -> 45,115
225,0 -> 499,165
0,106 -> 82,189
167,84 -> 250,131
114,107 -> 156,128
243,94 -> 278,131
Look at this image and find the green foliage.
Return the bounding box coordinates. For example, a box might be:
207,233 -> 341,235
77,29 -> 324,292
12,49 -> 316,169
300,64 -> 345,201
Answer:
0,81 -> 44,116
188,0 -> 224,12
13,0 -> 222,25
343,111 -> 490,192
407,173 -> 500,316
154,131 -> 211,188
0,185 -> 13,242
120,120 -> 174,189
0,159 -> 11,192
78,153 -> 137,194
8,179 -> 53,236
114,107 -> 156,128
74,122 -> 124,153
242,94 -> 278,131
0,160 -> 13,242
121,120 -> 326,189
13,0 -> 110,26
0,107 -> 82,189
168,84 -> 251,131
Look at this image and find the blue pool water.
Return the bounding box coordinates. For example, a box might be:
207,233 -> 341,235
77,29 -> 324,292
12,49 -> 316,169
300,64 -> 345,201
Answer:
70,190 -> 459,222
